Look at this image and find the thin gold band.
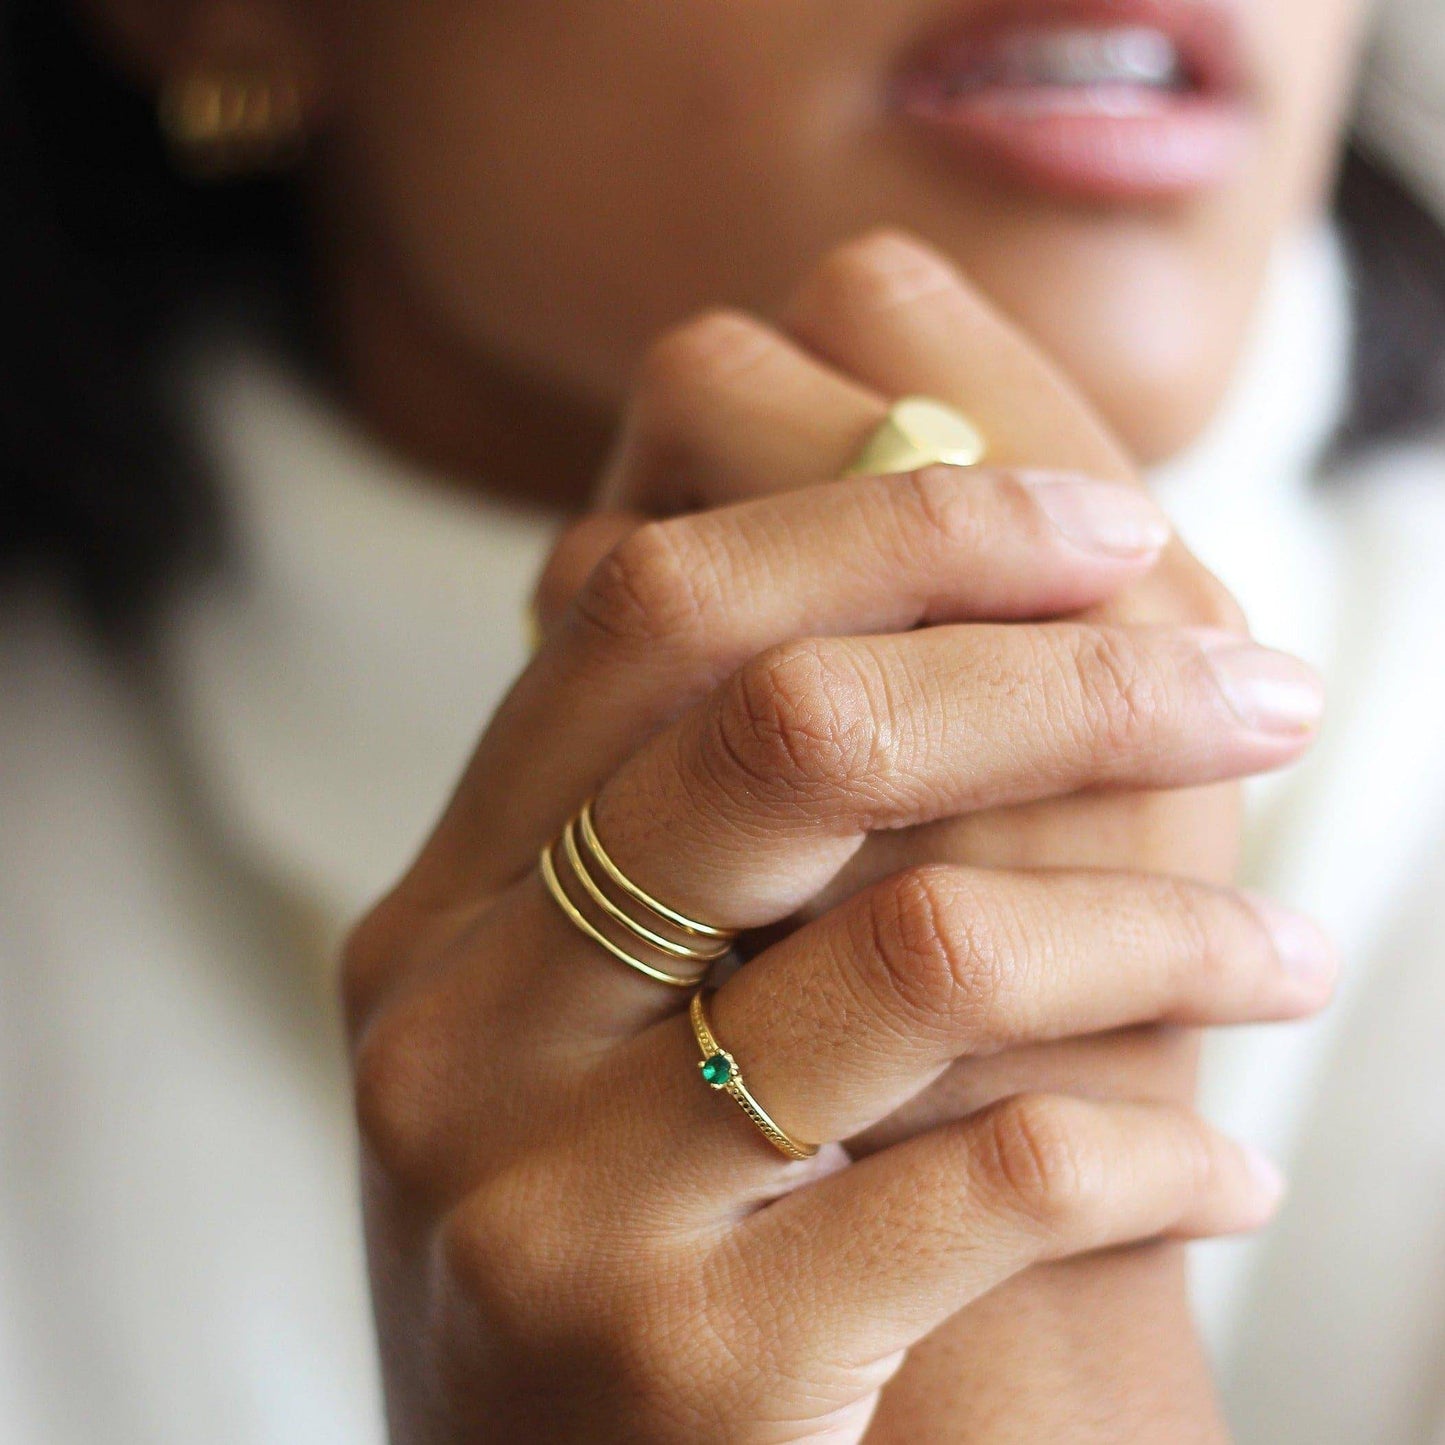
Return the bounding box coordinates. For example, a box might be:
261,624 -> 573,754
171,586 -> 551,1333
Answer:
580,800 -> 733,942
690,990 -> 819,1161
561,819 -> 731,963
539,840 -> 706,988
540,797 -> 738,987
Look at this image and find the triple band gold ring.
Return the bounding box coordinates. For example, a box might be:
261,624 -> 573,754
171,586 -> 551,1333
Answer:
540,798 -> 736,988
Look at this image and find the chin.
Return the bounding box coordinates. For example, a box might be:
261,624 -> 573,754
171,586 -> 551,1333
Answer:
929,218 -> 1268,466
1064,327 -> 1245,466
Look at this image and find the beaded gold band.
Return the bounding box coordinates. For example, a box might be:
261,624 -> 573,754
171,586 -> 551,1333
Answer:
690,990 -> 819,1161
540,799 -> 736,988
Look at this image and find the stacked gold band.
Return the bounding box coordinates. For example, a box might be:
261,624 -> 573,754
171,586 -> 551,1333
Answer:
540,799 -> 736,987
690,990 -> 819,1161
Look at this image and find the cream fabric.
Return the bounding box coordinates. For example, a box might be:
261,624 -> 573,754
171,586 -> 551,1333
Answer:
3,228 -> 1445,1442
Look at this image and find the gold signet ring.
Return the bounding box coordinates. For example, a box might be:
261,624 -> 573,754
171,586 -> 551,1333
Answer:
843,396 -> 987,478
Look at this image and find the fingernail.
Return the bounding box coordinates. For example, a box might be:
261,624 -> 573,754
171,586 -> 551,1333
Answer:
1243,891 -> 1338,988
1022,474 -> 1172,560
1195,632 -> 1325,736
1241,1144 -> 1287,1209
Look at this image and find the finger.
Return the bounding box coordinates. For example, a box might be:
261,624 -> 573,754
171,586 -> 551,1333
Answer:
535,307 -> 888,634
420,470 -> 1170,898
590,621 -> 1323,932
346,864 -> 1324,1214
780,228 -> 1250,636
586,466 -> 1171,644
701,868 -> 1335,1150
531,510 -> 645,638
595,307 -> 890,512
728,1095 -> 1282,1374
416,309 -> 880,894
784,230 -> 1132,480
844,1025 -> 1202,1157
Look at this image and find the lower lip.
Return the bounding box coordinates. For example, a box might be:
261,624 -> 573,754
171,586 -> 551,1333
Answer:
897,82 -> 1254,203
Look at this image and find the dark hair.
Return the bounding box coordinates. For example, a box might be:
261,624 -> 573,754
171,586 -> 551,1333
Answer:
4,0 -> 1445,629
1335,143 -> 1445,448
0,0 -> 303,627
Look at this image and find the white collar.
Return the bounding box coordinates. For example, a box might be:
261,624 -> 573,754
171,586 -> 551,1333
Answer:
162,349 -> 558,927
161,229 -> 1351,930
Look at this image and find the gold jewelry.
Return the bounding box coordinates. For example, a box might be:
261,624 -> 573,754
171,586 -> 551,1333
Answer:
159,71 -> 305,177
843,396 -> 986,478
540,843 -> 699,986
524,602 -> 544,656
539,799 -> 736,988
690,990 -> 819,1160
578,800 -> 732,943
560,819 -> 730,962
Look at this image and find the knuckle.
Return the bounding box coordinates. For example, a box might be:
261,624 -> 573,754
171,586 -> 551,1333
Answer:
350,997 -> 453,1195
430,1208 -> 572,1352
896,466 -> 985,550
616,1288 -> 732,1430
708,640 -> 882,802
614,1329 -> 743,1441
438,1182 -> 577,1339
338,893 -> 411,1037
864,867 -> 1006,1039
439,1195 -> 710,1435
1066,628 -> 1172,758
534,514 -> 627,628
806,229 -> 960,315
1158,878 -> 1229,994
634,309 -> 776,406
436,1197 -> 507,1307
982,1094 -> 1100,1231
574,519 -> 712,651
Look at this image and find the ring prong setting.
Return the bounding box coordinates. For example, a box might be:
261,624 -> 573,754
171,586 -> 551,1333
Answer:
700,1051 -> 736,1089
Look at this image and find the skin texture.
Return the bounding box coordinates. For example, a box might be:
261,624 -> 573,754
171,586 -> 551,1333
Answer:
82,0 -> 1369,1438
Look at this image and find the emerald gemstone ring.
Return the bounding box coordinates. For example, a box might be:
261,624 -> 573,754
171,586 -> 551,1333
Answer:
688,989 -> 820,1162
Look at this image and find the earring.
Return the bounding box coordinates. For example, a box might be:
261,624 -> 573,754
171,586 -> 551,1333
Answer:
159,71 -> 305,177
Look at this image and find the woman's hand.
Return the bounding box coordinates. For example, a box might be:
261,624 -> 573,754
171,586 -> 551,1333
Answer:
345,434 -> 1328,1439
544,228 -> 1286,1134
533,230 -> 1324,1438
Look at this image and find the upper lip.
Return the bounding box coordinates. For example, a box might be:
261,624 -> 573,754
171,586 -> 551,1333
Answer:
898,0 -> 1254,101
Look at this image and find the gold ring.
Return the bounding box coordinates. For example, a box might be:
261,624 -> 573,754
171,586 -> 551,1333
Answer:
843,396 -> 986,478
577,800 -> 732,942
524,602 -> 544,656
690,990 -> 819,1161
561,818 -> 730,962
540,798 -> 737,988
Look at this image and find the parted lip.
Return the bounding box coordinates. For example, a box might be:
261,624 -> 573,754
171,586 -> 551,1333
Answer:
889,0 -> 1258,202
897,0 -> 1254,101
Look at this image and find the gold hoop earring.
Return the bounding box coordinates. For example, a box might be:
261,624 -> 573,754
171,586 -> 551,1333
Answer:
159,71 -> 305,178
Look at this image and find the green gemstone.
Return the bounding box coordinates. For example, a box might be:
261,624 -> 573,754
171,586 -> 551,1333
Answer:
700,1053 -> 733,1087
